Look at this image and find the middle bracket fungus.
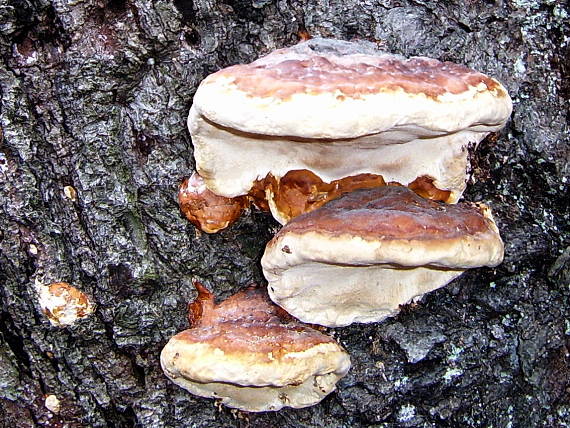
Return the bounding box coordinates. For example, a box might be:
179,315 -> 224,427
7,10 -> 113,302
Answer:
261,186 -> 504,327
161,282 -> 351,412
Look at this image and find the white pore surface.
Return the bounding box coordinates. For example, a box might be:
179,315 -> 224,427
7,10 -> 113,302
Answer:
163,371 -> 343,412
160,340 -> 351,412
190,107 -> 487,209
266,262 -> 462,327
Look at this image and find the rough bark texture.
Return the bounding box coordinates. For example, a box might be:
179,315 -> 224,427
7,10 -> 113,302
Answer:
0,0 -> 568,426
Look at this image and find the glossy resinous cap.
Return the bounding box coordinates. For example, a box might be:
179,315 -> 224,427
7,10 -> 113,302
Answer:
193,37 -> 511,139
160,282 -> 351,412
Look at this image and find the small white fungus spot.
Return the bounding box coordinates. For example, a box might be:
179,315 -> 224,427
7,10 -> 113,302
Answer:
44,394 -> 61,414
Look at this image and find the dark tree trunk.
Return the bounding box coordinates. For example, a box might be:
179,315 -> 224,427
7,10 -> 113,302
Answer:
1,0 -> 568,426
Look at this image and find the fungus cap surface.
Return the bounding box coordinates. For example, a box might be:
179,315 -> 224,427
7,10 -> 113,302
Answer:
261,186 -> 504,327
36,281 -> 95,327
178,172 -> 247,233
193,38 -> 512,139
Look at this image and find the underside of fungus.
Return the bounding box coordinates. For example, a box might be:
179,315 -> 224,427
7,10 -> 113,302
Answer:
187,38 -> 512,228
160,282 -> 351,411
180,169 -> 453,232
261,186 -> 504,327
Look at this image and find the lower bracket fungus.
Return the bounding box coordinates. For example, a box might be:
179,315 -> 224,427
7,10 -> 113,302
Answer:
160,281 -> 351,412
261,186 -> 504,327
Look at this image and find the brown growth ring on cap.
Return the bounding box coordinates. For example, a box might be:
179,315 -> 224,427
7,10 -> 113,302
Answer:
212,55 -> 506,101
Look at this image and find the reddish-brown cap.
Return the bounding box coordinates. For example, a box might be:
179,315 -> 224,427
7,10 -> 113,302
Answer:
212,50 -> 505,101
277,186 -> 500,250
178,172 -> 248,233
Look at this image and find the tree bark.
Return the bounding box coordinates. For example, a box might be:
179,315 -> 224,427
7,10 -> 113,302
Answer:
1,0 -> 568,426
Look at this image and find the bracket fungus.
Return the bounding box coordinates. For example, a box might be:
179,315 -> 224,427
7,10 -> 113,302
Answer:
36,281 -> 95,327
188,37 -> 512,227
261,186 -> 504,327
160,281 -> 351,412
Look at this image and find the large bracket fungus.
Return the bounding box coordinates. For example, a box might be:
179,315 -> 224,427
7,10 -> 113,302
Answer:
168,37 -> 511,411
160,282 -> 351,412
261,186 -> 504,327
187,37 -> 512,228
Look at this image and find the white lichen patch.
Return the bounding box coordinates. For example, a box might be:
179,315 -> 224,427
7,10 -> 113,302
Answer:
394,376 -> 409,390
36,280 -> 95,327
512,0 -> 540,10
443,367 -> 463,382
553,4 -> 568,20
447,343 -> 464,363
514,57 -> 526,77
397,403 -> 416,423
